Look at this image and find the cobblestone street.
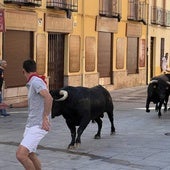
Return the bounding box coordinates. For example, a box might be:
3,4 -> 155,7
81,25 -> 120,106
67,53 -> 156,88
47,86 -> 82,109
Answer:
1,85 -> 170,170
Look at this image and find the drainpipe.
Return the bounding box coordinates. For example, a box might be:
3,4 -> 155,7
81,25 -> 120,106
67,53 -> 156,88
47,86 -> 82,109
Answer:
146,0 -> 149,84
81,0 -> 85,86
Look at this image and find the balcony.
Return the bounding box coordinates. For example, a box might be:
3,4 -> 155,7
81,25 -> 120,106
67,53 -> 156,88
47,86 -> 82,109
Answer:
127,1 -> 146,25
151,7 -> 170,27
4,0 -> 41,6
166,10 -> 170,27
46,0 -> 78,12
151,7 -> 163,25
99,0 -> 122,21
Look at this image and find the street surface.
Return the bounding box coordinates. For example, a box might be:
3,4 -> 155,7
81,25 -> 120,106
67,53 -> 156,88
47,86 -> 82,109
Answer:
1,85 -> 170,170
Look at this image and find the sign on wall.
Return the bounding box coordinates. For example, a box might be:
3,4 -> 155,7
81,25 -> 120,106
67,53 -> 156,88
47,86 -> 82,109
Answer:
139,39 -> 145,67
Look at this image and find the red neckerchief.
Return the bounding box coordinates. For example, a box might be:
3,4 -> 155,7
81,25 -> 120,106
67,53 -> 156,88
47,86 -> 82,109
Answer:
27,73 -> 47,84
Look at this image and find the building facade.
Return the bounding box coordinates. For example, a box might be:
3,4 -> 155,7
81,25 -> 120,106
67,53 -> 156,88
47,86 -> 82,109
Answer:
0,0 -> 168,101
147,0 -> 170,81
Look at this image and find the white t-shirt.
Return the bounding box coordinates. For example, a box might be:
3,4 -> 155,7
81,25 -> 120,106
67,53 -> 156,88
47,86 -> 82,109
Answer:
162,56 -> 167,72
26,76 -> 48,128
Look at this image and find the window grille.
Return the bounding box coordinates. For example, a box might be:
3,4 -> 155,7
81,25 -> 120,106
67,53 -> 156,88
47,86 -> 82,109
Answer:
4,0 -> 41,6
46,0 -> 78,12
128,0 -> 146,24
151,6 -> 163,25
99,0 -> 121,21
166,11 -> 170,27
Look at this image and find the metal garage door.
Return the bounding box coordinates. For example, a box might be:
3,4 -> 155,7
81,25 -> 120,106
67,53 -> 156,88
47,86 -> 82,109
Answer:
3,30 -> 33,88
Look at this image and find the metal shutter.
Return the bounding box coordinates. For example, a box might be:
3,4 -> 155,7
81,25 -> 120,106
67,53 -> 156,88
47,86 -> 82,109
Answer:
3,30 -> 33,88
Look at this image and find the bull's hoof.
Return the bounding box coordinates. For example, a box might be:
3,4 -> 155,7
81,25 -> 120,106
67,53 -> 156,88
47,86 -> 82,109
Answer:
146,109 -> 150,113
76,143 -> 81,148
94,135 -> 101,139
110,131 -> 116,135
67,145 -> 76,150
112,127 -> 116,133
158,114 -> 162,118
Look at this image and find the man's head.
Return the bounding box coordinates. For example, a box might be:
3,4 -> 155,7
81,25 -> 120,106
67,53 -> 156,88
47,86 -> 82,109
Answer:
0,60 -> 7,69
23,59 -> 36,73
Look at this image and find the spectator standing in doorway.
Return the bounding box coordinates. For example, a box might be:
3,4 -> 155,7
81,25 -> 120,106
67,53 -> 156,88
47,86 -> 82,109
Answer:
161,53 -> 169,73
0,60 -> 10,117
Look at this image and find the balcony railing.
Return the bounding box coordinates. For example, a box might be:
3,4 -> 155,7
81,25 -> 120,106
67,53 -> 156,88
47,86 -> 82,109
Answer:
4,0 -> 41,6
151,7 -> 163,25
99,0 -> 122,21
46,0 -> 78,12
151,6 -> 170,27
166,10 -> 170,27
128,1 -> 146,24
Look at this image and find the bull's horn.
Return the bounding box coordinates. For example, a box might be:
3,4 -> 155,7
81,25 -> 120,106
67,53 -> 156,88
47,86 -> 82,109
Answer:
166,81 -> 170,85
149,80 -> 158,83
55,90 -> 68,101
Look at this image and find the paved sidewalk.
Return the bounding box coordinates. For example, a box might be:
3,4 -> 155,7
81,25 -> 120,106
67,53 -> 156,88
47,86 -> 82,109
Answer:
1,85 -> 170,170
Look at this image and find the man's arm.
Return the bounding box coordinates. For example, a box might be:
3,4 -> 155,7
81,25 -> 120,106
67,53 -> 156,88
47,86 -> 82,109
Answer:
8,100 -> 28,108
39,89 -> 53,131
0,100 -> 28,109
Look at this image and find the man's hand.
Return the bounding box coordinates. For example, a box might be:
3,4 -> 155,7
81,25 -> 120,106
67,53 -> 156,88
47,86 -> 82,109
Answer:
42,115 -> 51,131
0,103 -> 8,109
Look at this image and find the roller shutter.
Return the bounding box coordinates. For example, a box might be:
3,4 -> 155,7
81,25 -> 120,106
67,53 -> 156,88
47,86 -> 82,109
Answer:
3,30 -> 33,88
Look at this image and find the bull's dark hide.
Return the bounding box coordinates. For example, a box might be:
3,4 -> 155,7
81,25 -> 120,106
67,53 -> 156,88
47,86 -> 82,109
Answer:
50,85 -> 115,149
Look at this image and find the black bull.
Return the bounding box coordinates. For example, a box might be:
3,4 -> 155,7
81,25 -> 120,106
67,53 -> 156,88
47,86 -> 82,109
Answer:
50,85 -> 115,149
146,74 -> 170,117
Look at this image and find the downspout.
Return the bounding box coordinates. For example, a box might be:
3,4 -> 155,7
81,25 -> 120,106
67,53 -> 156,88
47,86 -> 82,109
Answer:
146,0 -> 149,84
81,0 -> 85,86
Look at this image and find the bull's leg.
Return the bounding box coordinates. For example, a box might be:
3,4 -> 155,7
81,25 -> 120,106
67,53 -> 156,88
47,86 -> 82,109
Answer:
164,101 -> 167,112
94,117 -> 102,139
158,102 -> 163,118
75,119 -> 90,146
146,98 -> 151,112
107,112 -> 115,135
163,96 -> 169,112
155,103 -> 159,111
66,121 -> 76,149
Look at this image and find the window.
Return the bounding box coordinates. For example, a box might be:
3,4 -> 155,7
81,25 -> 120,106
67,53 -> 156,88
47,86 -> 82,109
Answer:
151,6 -> 163,25
166,11 -> 170,27
99,0 -> 121,21
46,0 -> 78,12
128,0 -> 146,24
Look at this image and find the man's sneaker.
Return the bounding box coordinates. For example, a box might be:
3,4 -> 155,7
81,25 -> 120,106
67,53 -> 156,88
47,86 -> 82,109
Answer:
0,113 -> 10,117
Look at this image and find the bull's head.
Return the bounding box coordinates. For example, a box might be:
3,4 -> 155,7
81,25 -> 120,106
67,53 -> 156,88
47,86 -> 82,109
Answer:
148,79 -> 158,98
50,90 -> 68,118
157,79 -> 170,101
149,80 -> 158,88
